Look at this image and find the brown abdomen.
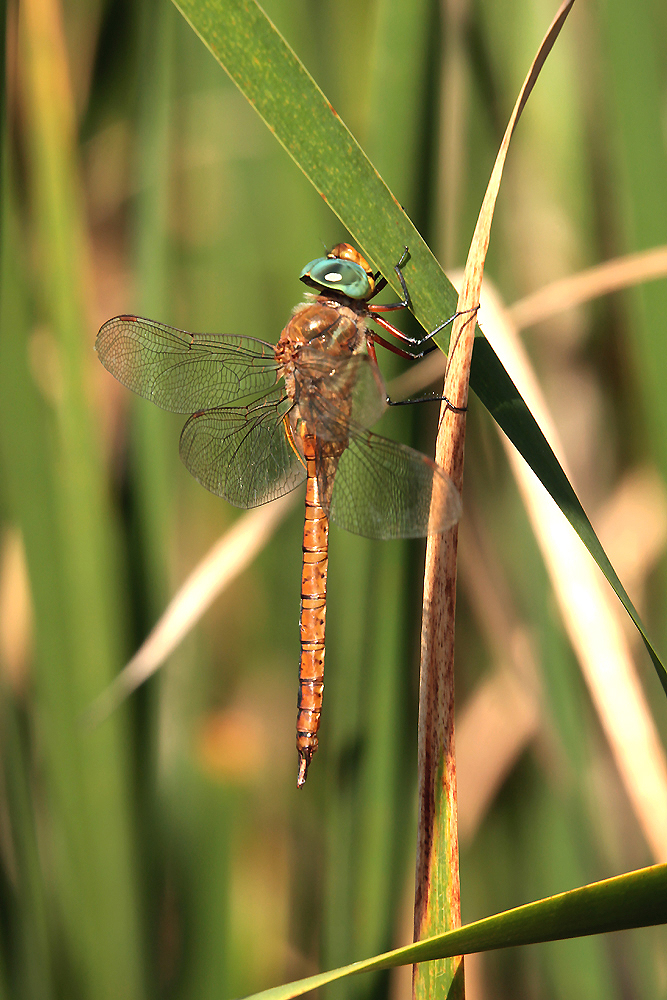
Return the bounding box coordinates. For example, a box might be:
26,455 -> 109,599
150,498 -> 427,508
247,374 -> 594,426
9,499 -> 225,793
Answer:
296,439 -> 328,788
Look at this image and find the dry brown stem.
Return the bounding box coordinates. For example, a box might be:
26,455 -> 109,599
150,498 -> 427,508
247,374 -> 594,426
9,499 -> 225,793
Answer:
413,4 -> 576,996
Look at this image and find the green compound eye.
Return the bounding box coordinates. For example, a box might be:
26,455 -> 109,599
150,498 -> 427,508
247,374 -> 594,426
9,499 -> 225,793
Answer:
300,257 -> 373,299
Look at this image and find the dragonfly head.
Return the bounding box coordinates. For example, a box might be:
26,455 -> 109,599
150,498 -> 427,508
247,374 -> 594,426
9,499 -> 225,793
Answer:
299,243 -> 376,301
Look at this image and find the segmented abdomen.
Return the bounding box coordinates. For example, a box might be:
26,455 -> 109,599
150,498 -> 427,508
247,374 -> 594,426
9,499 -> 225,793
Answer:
296,438 -> 328,788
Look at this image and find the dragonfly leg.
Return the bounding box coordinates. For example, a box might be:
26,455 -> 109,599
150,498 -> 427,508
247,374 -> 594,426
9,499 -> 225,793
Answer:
427,303 -> 480,342
367,246 -> 411,309
371,327 -> 443,360
370,304 -> 480,357
370,327 -> 433,359
386,392 -> 468,413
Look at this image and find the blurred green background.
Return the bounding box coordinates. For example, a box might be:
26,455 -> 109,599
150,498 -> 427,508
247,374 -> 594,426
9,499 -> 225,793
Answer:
1,0 -> 666,998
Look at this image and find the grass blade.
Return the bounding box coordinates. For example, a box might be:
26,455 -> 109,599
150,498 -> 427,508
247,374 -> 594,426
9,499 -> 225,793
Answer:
240,863 -> 667,999
6,0 -> 146,994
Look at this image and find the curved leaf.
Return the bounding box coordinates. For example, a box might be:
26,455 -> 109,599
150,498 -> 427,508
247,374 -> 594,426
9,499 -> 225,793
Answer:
242,864 -> 667,999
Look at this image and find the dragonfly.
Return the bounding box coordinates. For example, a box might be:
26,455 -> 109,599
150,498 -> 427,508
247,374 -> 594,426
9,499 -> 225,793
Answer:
96,244 -> 463,787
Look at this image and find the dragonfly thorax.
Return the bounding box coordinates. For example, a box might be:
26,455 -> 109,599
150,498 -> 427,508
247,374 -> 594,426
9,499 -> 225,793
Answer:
275,298 -> 379,464
276,300 -> 369,360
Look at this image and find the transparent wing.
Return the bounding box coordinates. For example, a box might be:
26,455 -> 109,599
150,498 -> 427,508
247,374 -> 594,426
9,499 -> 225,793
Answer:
96,315 -> 280,413
179,392 -> 306,507
293,346 -> 387,440
329,431 -> 461,539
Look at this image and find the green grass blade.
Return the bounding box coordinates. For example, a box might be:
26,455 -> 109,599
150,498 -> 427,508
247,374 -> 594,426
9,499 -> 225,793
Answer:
600,0 -> 667,480
599,0 -> 667,668
131,0 -> 178,618
170,0 -> 667,695
0,140 -> 138,1000
6,2 -> 146,994
242,863 -> 667,999
2,693 -> 53,1000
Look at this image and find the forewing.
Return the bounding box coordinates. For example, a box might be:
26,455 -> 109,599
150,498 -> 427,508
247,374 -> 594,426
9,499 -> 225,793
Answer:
294,347 -> 387,440
96,316 -> 280,413
329,431 -> 461,539
179,393 -> 306,507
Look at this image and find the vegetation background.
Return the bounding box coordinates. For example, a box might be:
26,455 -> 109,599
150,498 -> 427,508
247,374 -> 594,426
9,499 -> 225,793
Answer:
0,0 -> 666,998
